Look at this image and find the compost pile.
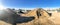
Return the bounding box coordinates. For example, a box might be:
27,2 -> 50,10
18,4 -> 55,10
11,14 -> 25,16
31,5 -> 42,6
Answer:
0,8 -> 59,25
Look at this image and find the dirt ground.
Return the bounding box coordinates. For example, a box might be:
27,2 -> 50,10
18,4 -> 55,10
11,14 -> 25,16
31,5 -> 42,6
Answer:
0,11 -> 60,25
17,12 -> 60,25
0,20 -> 12,25
48,12 -> 60,25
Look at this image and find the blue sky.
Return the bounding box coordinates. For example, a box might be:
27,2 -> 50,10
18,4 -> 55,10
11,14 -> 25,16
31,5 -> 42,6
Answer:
0,0 -> 60,9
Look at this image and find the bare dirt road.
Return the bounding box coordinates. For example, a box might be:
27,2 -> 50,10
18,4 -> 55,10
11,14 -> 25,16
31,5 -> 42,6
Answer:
48,12 -> 60,25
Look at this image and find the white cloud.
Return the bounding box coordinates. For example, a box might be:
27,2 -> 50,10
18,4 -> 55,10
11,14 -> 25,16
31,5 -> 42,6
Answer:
14,8 -> 35,10
43,7 -> 59,10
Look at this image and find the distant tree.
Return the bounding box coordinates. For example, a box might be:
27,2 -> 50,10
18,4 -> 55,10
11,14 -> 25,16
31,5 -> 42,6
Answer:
12,8 -> 15,10
18,9 -> 24,13
59,8 -> 60,10
57,8 -> 60,12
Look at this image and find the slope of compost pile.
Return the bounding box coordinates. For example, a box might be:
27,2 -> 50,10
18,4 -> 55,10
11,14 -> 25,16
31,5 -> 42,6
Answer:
0,8 -> 60,25
17,8 -> 55,25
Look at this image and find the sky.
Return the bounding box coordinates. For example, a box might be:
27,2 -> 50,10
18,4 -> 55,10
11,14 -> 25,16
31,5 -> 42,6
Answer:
0,0 -> 60,9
